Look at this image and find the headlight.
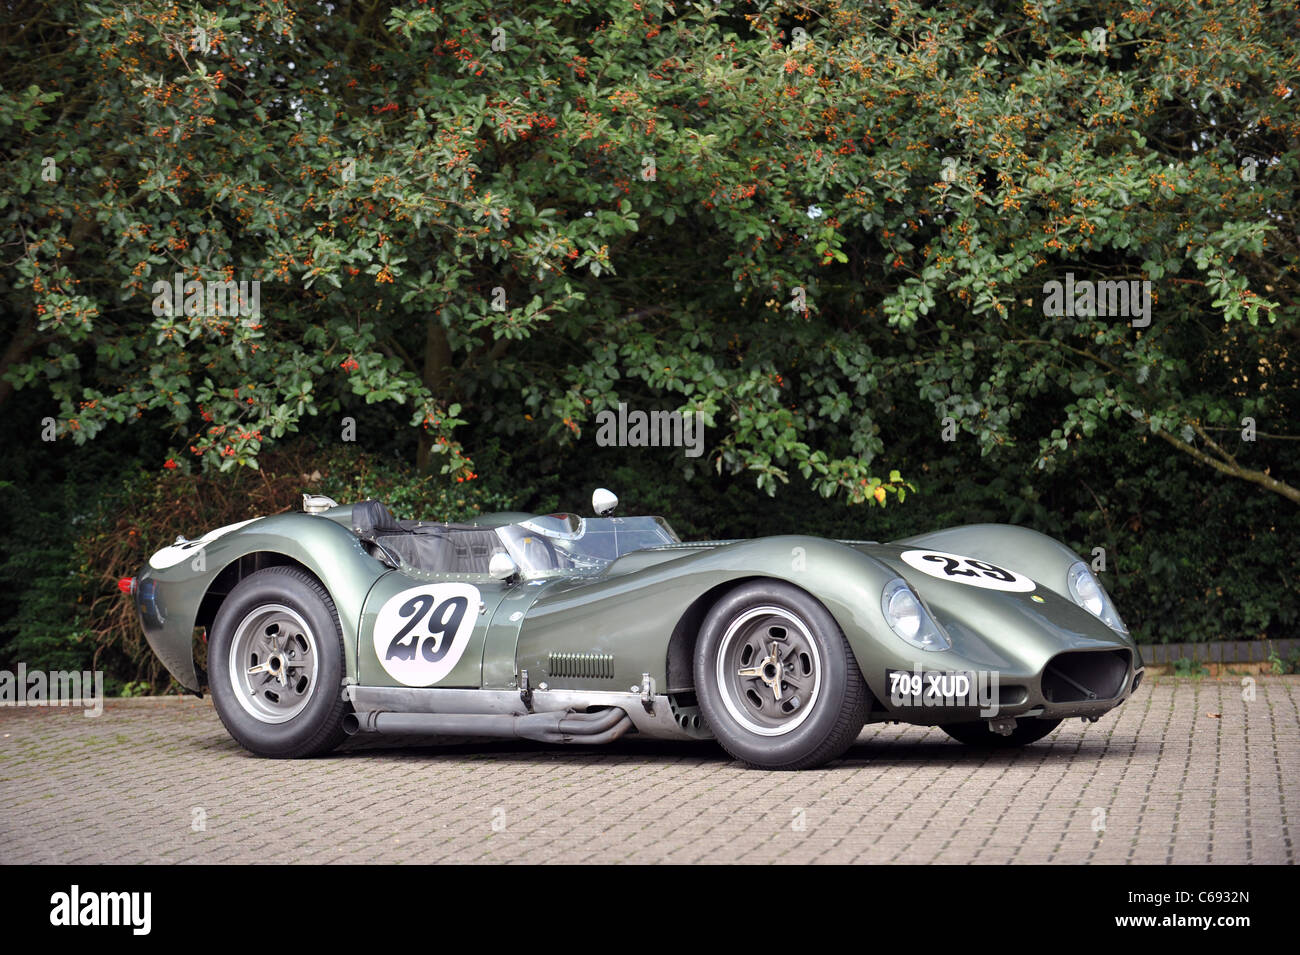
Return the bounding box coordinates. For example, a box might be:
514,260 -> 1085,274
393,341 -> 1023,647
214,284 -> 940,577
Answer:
881,578 -> 950,651
1066,562 -> 1127,633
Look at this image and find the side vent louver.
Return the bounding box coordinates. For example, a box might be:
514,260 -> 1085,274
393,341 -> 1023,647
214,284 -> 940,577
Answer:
547,652 -> 616,680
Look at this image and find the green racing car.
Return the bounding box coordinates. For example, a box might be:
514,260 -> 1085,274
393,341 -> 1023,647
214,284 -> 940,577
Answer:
123,488 -> 1143,770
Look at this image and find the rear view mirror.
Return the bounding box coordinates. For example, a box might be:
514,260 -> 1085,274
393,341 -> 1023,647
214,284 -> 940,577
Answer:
488,552 -> 518,580
592,488 -> 618,516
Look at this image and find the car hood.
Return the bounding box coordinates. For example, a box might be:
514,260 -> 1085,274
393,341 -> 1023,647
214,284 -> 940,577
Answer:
849,541 -> 1131,672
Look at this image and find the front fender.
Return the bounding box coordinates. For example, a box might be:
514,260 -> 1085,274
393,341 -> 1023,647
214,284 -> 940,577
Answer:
135,513 -> 389,691
513,536 -> 901,693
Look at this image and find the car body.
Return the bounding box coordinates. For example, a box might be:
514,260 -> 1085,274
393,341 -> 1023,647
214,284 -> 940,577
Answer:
127,489 -> 1144,769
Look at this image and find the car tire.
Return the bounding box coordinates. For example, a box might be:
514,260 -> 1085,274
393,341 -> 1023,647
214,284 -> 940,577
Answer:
940,718 -> 1062,748
208,566 -> 349,758
694,581 -> 869,770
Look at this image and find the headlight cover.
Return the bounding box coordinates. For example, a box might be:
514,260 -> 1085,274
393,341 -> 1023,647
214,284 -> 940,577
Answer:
1066,561 -> 1128,633
881,578 -> 951,651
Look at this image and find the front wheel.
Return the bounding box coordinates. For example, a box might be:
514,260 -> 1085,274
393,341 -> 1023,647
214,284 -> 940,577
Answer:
694,581 -> 870,770
208,566 -> 349,758
940,718 -> 1062,748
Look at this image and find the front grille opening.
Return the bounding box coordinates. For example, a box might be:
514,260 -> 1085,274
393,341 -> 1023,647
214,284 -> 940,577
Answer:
1042,650 -> 1130,703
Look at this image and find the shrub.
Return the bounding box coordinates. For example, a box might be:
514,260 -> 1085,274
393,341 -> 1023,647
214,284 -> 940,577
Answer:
3,440 -> 515,694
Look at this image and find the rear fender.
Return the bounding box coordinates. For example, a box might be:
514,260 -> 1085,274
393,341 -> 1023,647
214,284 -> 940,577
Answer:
136,513 -> 388,691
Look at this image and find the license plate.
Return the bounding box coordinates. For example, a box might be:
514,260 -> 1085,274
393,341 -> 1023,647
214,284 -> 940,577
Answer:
887,668 -> 980,707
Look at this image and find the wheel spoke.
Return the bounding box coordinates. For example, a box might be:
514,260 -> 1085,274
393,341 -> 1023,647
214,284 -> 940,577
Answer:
782,648 -> 811,683
768,642 -> 783,701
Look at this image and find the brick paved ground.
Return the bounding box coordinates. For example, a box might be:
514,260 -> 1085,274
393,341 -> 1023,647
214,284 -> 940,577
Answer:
0,676 -> 1295,864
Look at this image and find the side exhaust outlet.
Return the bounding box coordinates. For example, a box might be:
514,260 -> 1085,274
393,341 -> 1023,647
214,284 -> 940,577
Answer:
342,707 -> 634,745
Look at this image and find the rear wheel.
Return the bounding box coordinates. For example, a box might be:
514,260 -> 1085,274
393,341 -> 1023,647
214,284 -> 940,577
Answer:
208,566 -> 349,758
940,718 -> 1062,748
694,581 -> 869,770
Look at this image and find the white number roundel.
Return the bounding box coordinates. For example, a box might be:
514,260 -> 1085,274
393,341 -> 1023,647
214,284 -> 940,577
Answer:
899,549 -> 1036,592
148,519 -> 260,569
373,584 -> 480,686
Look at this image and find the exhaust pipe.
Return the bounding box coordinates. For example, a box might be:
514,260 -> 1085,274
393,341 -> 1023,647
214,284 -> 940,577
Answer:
342,706 -> 633,745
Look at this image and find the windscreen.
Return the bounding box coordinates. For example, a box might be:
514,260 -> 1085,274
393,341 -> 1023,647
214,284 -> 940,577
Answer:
497,515 -> 679,577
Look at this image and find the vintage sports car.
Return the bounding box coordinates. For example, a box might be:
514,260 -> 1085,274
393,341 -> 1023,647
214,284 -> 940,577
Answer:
124,489 -> 1143,770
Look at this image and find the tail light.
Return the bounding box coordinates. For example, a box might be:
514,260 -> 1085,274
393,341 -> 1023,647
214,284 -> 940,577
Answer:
118,577 -> 136,596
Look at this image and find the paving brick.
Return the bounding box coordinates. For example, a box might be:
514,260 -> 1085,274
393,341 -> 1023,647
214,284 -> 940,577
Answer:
0,677 -> 1295,863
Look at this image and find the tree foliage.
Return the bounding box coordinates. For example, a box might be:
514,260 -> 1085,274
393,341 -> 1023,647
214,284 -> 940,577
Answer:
2,0 -> 1296,507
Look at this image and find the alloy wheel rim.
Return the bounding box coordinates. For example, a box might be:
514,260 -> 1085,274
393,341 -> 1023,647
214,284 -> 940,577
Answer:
716,605 -> 822,736
228,603 -> 319,723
